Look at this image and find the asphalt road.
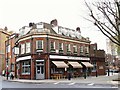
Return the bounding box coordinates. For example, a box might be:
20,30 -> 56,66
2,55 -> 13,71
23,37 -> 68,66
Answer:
2,81 -> 118,90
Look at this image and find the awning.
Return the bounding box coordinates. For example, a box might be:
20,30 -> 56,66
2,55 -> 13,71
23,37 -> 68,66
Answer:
68,61 -> 83,68
52,61 -> 69,68
81,62 -> 94,67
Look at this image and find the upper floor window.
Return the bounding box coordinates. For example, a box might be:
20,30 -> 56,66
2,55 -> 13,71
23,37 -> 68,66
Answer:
50,41 -> 55,50
59,43 -> 63,50
67,44 -> 71,51
21,44 -> 25,54
6,45 -> 10,53
36,40 -> 43,50
80,46 -> 84,53
85,46 -> 89,54
73,45 -> 77,53
26,42 -> 31,53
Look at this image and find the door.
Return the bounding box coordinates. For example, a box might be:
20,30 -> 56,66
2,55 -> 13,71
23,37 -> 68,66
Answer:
36,60 -> 44,79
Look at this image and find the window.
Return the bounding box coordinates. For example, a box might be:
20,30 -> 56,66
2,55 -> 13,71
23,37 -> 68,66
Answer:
59,43 -> 63,50
22,61 -> 30,74
50,41 -> 55,49
93,46 -> 96,50
80,46 -> 84,53
85,46 -> 89,54
26,42 -> 31,53
36,40 -> 43,50
6,45 -> 10,53
73,45 -> 77,53
91,62 -> 96,72
12,48 -> 14,58
21,44 -> 25,54
67,44 -> 71,51
11,63 -> 14,71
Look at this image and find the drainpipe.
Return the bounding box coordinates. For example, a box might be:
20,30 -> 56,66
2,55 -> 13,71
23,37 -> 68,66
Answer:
31,36 -> 33,80
46,33 -> 50,79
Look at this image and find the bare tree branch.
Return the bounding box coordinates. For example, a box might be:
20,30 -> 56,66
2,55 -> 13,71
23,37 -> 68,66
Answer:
84,0 -> 120,47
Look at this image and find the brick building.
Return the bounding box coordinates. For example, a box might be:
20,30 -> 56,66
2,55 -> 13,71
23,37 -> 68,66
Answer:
5,20 -> 106,79
5,33 -> 18,75
90,43 -> 106,76
0,27 -> 12,75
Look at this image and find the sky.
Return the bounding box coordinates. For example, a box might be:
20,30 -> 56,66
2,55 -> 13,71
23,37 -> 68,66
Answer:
0,0 -> 107,51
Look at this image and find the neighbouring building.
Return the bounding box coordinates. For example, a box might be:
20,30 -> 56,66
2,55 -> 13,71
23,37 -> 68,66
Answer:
5,20 -> 106,79
90,43 -> 106,76
0,27 -> 12,75
5,33 -> 19,76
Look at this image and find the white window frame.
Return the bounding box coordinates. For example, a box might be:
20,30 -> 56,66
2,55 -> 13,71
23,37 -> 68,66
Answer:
73,45 -> 77,52
59,43 -> 63,50
51,41 -> 55,49
22,61 -> 30,75
80,46 -> 84,53
85,46 -> 89,53
21,44 -> 25,54
6,45 -> 10,53
36,40 -> 43,50
67,44 -> 71,51
26,42 -> 31,53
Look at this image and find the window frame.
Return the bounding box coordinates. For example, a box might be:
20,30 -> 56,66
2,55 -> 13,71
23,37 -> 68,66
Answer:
21,61 -> 30,75
26,42 -> 31,53
36,40 -> 44,50
21,44 -> 25,54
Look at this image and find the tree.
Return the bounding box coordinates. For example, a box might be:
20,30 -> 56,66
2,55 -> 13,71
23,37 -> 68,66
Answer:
84,0 -> 120,50
84,0 -> 120,75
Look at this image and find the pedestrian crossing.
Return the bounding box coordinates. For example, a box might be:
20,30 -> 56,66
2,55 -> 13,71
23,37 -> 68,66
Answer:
52,82 -> 118,88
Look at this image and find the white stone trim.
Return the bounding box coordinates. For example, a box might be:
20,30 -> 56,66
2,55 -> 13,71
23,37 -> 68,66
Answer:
16,56 -> 31,62
18,35 -> 90,44
50,55 -> 90,61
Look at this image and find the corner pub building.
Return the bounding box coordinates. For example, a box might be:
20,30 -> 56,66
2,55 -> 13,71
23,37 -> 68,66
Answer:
15,20 -> 97,80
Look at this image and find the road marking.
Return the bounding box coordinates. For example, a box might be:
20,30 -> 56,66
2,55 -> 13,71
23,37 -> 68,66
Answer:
68,82 -> 75,85
54,82 -> 59,84
111,87 -> 118,88
88,83 -> 94,86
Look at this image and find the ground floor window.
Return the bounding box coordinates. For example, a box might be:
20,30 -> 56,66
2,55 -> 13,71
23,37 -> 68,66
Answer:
91,62 -> 97,72
22,61 -> 30,75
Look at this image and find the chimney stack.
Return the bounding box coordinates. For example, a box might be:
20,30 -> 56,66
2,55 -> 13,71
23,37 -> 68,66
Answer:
50,19 -> 58,26
76,27 -> 81,33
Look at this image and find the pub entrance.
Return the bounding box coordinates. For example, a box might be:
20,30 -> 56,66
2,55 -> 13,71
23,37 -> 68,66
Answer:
36,60 -> 44,79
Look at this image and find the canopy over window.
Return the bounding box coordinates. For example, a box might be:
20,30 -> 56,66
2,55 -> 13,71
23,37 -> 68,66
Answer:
52,61 -> 69,68
68,61 -> 83,68
81,62 -> 93,67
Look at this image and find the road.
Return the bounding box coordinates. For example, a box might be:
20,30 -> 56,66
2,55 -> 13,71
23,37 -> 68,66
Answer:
2,80 -> 118,90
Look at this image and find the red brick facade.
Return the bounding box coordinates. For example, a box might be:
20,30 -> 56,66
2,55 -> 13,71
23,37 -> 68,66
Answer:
5,22 -> 106,79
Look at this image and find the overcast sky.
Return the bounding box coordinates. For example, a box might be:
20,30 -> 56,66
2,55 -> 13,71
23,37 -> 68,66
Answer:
0,0 -> 107,51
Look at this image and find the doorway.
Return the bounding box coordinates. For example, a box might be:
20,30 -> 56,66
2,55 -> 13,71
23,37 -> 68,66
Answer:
36,60 -> 44,79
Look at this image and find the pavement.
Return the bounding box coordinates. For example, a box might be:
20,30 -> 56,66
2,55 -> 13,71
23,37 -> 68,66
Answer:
2,73 -> 120,86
